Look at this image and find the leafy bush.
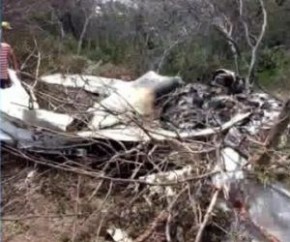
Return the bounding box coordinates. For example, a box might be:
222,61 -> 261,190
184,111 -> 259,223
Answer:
256,47 -> 290,90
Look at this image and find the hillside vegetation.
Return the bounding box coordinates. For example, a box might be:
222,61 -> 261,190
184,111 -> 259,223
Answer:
3,0 -> 290,94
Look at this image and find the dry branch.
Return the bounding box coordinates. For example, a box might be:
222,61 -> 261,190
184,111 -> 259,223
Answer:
77,11 -> 94,54
77,112 -> 251,142
4,145 -> 218,186
239,0 -> 268,86
214,17 -> 241,74
134,211 -> 170,242
253,98 -> 290,166
194,189 -> 220,242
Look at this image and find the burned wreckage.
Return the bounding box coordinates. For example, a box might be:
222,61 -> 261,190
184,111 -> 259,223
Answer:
2,68 -> 290,241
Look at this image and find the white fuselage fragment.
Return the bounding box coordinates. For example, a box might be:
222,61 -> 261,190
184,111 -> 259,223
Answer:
0,70 -> 78,148
40,73 -> 128,96
40,71 -> 183,130
87,87 -> 155,129
212,147 -> 248,195
1,69 -> 74,132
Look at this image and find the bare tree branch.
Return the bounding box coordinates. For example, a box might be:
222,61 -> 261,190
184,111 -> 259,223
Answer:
253,98 -> 290,166
239,0 -> 254,48
214,15 -> 241,74
240,0 -> 268,86
77,11 -> 94,55
194,189 -> 220,242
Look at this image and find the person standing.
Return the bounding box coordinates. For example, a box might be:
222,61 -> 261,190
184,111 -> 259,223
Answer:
0,21 -> 19,88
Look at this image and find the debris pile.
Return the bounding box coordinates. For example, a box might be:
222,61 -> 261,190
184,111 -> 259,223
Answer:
160,69 -> 282,134
2,68 -> 290,241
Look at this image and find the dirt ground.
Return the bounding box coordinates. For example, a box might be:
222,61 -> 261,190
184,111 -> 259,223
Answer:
1,144 -> 231,242
0,152 -> 167,242
2,154 -> 107,242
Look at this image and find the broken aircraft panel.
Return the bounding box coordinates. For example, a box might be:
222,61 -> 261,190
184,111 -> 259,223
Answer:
0,68 -> 285,152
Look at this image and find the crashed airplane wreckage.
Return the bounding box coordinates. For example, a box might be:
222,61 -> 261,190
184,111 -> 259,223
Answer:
0,68 -> 254,151
2,68 -> 290,241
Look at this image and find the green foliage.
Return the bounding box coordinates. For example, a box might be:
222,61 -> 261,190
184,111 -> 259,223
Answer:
8,1 -> 290,92
30,12 -> 61,37
161,32 -> 234,81
256,47 -> 290,90
264,1 -> 290,48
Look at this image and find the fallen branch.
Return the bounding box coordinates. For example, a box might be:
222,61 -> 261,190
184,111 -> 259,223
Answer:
253,98 -> 290,166
2,213 -> 92,221
4,145 -> 218,186
194,189 -> 220,242
134,211 -> 169,242
77,112 -> 251,141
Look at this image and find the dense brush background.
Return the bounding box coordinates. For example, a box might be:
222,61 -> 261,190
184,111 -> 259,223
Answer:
4,0 -> 290,92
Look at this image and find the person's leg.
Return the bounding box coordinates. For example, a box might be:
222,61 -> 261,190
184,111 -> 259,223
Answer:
0,79 -> 11,88
0,79 -> 5,88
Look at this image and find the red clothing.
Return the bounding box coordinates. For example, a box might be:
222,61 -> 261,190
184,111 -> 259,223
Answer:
0,42 -> 11,80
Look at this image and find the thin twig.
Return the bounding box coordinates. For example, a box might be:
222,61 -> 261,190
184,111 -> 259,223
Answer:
72,175 -> 82,242
252,98 -> 290,166
134,210 -> 170,242
4,145 -> 219,187
2,213 -> 93,221
165,187 -> 188,242
194,189 -> 220,242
